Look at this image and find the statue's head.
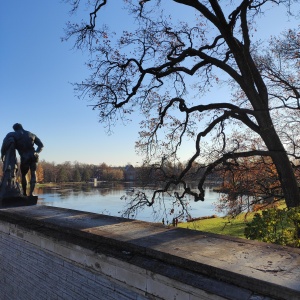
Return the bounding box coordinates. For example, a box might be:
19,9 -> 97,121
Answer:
13,123 -> 23,131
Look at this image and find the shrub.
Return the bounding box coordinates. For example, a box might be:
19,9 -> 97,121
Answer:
244,207 -> 300,247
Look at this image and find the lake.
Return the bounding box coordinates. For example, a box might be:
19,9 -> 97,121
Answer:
35,182 -> 222,224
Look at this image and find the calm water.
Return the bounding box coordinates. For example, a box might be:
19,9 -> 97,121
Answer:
35,183 -> 221,223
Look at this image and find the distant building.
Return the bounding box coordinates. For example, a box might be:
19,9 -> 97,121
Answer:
124,165 -> 136,181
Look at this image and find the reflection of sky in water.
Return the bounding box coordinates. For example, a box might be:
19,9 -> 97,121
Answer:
36,185 -> 221,223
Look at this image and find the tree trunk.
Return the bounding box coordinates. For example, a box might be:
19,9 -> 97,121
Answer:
258,113 -> 300,208
271,150 -> 300,208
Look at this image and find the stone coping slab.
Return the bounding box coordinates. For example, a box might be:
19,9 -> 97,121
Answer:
0,205 -> 299,299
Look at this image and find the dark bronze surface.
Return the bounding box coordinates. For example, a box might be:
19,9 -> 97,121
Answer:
0,123 -> 43,206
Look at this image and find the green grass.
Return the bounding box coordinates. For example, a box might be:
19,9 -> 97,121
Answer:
178,213 -> 255,239
178,200 -> 287,239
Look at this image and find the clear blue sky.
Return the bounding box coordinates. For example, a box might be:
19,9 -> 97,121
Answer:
0,1 -> 298,166
0,0 -> 144,166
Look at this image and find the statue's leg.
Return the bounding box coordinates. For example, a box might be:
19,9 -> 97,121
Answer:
21,175 -> 27,196
29,163 -> 37,196
29,182 -> 36,196
21,163 -> 29,196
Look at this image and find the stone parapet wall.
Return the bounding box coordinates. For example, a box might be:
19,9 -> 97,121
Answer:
0,206 -> 299,300
0,221 -> 145,299
0,219 -> 222,300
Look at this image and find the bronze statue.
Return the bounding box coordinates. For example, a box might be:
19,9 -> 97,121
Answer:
1,123 -> 44,198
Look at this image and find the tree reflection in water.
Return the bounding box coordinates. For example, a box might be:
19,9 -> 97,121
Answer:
36,183 -> 220,223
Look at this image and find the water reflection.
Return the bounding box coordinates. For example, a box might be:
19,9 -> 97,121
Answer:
36,183 -> 221,223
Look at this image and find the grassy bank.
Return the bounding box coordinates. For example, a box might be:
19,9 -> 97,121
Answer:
178,213 -> 255,239
178,201 -> 286,239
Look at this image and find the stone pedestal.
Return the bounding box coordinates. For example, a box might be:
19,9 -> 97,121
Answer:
0,195 -> 38,208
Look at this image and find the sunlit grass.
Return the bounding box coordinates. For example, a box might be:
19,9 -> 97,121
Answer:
178,214 -> 254,239
178,200 -> 287,239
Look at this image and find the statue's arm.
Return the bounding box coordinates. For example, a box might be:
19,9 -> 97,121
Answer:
1,140 -> 5,161
1,136 -> 9,161
34,137 -> 44,153
1,135 -> 16,165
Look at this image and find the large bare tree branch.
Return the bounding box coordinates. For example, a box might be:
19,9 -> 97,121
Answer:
64,0 -> 300,212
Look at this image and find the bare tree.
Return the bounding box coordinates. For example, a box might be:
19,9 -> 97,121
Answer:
63,0 -> 300,210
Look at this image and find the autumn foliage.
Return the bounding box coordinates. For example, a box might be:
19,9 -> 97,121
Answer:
215,157 -> 285,216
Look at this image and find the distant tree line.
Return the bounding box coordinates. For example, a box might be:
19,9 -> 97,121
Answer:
0,160 -> 221,184
36,161 -> 127,183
